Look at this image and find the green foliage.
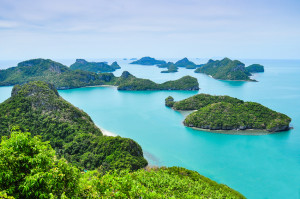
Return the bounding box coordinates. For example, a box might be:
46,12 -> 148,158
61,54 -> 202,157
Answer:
115,71 -> 199,90
70,59 -> 121,73
195,58 -> 253,81
165,96 -> 175,107
246,64 -> 264,73
0,131 -> 244,198
0,81 -> 147,170
77,167 -> 245,198
0,128 -> 80,199
169,94 -> 291,132
130,57 -> 166,65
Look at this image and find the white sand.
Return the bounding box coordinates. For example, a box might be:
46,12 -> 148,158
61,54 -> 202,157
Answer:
95,125 -> 117,137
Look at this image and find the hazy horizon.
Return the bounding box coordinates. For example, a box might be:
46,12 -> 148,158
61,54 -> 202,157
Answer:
1,0 -> 300,60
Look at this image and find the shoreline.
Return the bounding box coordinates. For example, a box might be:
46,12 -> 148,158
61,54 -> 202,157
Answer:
95,125 -> 117,137
190,127 -> 283,135
86,85 -> 118,88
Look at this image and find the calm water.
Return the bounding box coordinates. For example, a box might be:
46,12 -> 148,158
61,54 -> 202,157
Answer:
1,59 -> 300,199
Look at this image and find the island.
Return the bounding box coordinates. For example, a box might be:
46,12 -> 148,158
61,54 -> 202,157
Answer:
0,58 -> 200,91
166,94 -> 291,132
195,58 -> 261,81
0,81 -> 245,199
175,57 -> 197,69
130,56 -> 166,65
70,59 -> 121,73
246,64 -> 265,73
160,62 -> 178,73
114,71 -> 199,90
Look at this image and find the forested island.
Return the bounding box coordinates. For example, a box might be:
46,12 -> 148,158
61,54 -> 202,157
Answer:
70,59 -> 121,73
194,58 -> 264,81
175,57 -> 197,69
130,56 -> 166,65
0,59 -> 199,91
0,82 -> 244,198
160,62 -> 178,73
166,94 -> 291,132
114,71 -> 199,90
246,64 -> 265,73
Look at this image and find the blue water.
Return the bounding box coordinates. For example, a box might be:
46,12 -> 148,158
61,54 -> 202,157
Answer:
1,59 -> 300,199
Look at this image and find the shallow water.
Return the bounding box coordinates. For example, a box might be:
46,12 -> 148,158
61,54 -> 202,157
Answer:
1,58 -> 300,199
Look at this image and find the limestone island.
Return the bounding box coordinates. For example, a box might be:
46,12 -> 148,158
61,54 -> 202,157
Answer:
0,58 -> 199,91
70,59 -> 121,73
130,56 -> 166,65
175,57 -> 197,69
0,81 -> 245,198
194,58 -> 264,81
160,62 -> 178,73
246,64 -> 265,73
114,71 -> 199,90
165,94 -> 291,133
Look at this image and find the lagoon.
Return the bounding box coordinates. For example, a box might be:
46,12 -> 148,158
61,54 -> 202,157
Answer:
1,59 -> 300,198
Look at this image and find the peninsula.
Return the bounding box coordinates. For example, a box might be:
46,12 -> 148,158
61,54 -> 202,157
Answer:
70,59 -> 121,73
166,94 -> 291,132
0,81 -> 147,170
194,58 -> 264,81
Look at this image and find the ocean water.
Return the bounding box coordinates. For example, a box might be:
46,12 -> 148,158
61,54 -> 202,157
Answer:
1,58 -> 300,199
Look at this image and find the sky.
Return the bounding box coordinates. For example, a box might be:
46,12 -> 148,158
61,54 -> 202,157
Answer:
0,0 -> 300,60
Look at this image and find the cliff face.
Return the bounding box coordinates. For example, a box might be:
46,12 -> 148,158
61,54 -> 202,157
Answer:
0,81 -> 148,170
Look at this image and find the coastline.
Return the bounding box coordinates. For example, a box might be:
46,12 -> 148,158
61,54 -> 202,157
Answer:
96,125 -> 117,137
190,127 -> 282,135
86,85 -> 118,88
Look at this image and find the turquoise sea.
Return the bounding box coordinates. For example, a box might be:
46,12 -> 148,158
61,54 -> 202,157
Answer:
1,59 -> 300,199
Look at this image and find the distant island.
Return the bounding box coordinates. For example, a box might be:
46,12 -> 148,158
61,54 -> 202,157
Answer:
166,94 -> 291,133
70,59 -> 121,73
114,71 -> 199,90
160,62 -> 178,73
0,58 -> 199,90
246,64 -> 265,73
194,58 -> 264,81
175,57 -> 197,69
130,56 -> 166,65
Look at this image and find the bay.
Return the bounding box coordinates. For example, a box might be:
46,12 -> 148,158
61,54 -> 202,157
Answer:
1,58 -> 300,199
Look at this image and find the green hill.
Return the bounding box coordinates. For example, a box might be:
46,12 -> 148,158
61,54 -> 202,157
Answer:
0,130 -> 245,199
175,57 -> 197,69
246,64 -> 264,73
130,56 -> 166,65
70,59 -> 121,73
160,62 -> 178,73
0,81 -> 147,170
195,58 -> 254,81
115,71 -> 199,90
166,94 -> 291,132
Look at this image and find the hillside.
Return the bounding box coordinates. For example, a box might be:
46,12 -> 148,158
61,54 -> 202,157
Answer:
70,59 -> 121,73
130,56 -> 166,65
195,58 -> 254,81
0,130 -> 245,199
114,71 -> 199,90
166,94 -> 291,132
0,81 -> 148,170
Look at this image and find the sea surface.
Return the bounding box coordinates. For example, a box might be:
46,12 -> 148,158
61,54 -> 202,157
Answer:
1,58 -> 300,199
